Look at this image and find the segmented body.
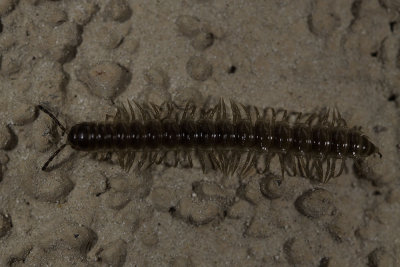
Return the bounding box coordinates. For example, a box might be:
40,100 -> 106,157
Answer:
65,100 -> 380,183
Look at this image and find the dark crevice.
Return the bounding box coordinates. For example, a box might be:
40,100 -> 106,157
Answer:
390,21 -> 397,32
370,51 -> 378,57
351,0 -> 362,19
373,190 -> 381,196
388,93 -> 397,102
0,19 -> 3,33
228,65 -> 237,74
168,206 -> 176,215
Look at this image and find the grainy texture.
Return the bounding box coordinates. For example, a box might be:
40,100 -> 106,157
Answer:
0,0 -> 399,266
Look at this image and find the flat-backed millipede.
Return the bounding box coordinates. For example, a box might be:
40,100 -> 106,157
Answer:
38,99 -> 381,183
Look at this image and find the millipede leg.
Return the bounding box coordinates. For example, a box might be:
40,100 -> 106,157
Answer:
296,156 -> 306,177
172,151 -> 179,168
229,151 -> 241,175
137,152 -> 148,171
105,114 -> 113,122
320,108 -> 330,126
239,151 -> 252,176
118,151 -> 127,170
304,156 -> 313,178
121,103 -> 130,122
314,159 -> 324,181
262,153 -> 273,174
284,154 -> 296,176
134,101 -> 148,121
182,102 -> 192,120
149,103 -> 161,119
208,151 -> 220,171
278,154 -> 286,178
335,107 -> 347,127
230,100 -> 241,124
126,152 -> 136,172
221,99 -> 227,120
241,151 -> 256,177
327,158 -> 337,182
146,151 -> 158,169
335,158 -> 346,177
155,151 -> 167,165
197,150 -> 207,173
324,157 -> 331,183
127,101 -> 136,121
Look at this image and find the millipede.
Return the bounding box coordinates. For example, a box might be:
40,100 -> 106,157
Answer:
37,99 -> 381,183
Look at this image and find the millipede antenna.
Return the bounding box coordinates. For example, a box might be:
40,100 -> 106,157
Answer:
37,105 -> 68,171
37,105 -> 66,135
41,144 -> 67,171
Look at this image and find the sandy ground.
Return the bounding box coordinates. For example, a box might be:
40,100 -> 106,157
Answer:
0,0 -> 399,266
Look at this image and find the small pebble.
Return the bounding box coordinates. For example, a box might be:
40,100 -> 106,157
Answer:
295,188 -> 335,218
227,200 -> 254,219
97,239 -> 127,267
284,238 -> 315,265
24,247 -> 86,266
308,0 -> 340,36
0,0 -> 16,16
386,188 -> 400,204
171,256 -> 194,267
354,157 -> 395,186
11,103 -> 37,126
104,0 -> 132,22
0,49 -> 22,75
39,221 -> 97,254
87,173 -> 107,196
245,202 -> 271,238
32,111 -> 59,153
114,204 -> 141,234
177,197 -> 221,225
191,32 -> 214,50
119,35 -> 140,54
0,125 -> 11,150
259,173 -> 284,199
355,222 -> 379,241
34,61 -> 67,108
143,67 -> 170,90
70,1 -> 99,26
140,225 -> 159,247
104,177 -> 131,209
192,180 -> 233,205
24,170 -> 74,203
175,15 -> 202,37
104,191 -> 131,210
241,178 -> 264,205
78,62 -> 130,100
327,213 -> 353,242
0,213 -> 12,238
142,87 -> 172,106
186,55 -> 213,81
37,2 -> 67,26
45,23 -> 81,63
97,24 -> 126,49
172,86 -> 205,106
368,247 -> 394,267
149,186 -> 177,212
0,151 -> 9,165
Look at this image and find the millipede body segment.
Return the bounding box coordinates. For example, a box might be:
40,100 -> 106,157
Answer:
39,100 -> 381,183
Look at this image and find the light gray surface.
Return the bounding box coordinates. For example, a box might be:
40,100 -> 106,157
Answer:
0,0 -> 399,266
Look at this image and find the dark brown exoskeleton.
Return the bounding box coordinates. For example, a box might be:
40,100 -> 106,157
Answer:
38,100 -> 382,183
